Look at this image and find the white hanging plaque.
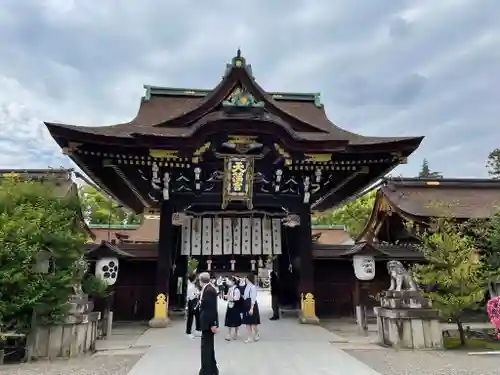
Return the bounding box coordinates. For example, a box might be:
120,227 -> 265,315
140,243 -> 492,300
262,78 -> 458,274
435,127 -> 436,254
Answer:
251,218 -> 262,255
271,218 -> 282,255
232,218 -> 242,255
241,218 -> 252,255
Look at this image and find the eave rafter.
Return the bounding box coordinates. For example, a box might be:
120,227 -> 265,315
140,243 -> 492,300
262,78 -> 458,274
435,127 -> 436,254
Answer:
102,160 -> 151,209
356,175 -> 429,243
311,150 -> 412,212
62,142 -> 130,210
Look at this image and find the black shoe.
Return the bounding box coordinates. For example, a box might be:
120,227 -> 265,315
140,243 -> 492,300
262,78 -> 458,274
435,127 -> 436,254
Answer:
269,316 -> 279,320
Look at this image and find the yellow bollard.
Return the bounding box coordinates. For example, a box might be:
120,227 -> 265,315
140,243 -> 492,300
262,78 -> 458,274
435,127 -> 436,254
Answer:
299,292 -> 319,324
148,293 -> 170,328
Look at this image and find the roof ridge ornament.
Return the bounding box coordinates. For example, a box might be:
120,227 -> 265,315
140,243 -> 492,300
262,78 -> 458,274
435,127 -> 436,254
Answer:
224,48 -> 254,78
222,86 -> 264,109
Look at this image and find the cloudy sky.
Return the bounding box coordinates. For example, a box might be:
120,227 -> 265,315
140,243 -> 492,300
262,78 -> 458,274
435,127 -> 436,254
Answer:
0,0 -> 498,178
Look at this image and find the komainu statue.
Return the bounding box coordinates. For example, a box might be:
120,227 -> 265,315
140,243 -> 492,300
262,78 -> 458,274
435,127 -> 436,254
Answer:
72,256 -> 88,296
387,260 -> 418,292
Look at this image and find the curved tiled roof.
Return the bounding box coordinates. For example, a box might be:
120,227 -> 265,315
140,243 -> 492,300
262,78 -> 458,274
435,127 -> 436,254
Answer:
382,178 -> 500,219
44,52 -> 422,149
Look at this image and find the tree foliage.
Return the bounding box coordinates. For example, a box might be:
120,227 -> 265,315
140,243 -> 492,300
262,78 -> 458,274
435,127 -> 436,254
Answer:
0,175 -> 87,333
187,257 -> 199,276
463,213 -> 500,298
486,148 -> 500,179
485,213 -> 500,270
410,217 -> 493,345
79,185 -> 142,225
418,158 -> 443,179
82,274 -> 109,298
312,190 -> 376,237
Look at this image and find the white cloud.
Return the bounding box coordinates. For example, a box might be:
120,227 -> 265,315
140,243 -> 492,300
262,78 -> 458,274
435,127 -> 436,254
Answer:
0,0 -> 499,179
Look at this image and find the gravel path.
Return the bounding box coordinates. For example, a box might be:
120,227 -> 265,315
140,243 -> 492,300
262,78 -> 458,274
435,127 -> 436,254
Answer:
0,355 -> 141,375
346,349 -> 500,375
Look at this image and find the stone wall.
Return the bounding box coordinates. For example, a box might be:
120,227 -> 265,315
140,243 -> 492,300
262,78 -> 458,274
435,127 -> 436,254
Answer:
374,291 -> 443,349
30,311 -> 101,359
375,307 -> 443,349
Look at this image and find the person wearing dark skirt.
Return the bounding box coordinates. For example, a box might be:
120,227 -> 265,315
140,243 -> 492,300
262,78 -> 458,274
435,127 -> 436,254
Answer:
223,276 -> 241,341
242,273 -> 260,343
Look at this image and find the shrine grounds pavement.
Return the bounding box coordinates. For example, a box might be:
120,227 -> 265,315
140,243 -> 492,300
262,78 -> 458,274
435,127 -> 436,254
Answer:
3,291 -> 500,375
346,349 -> 500,375
324,319 -> 500,374
0,355 -> 140,375
126,291 -> 382,375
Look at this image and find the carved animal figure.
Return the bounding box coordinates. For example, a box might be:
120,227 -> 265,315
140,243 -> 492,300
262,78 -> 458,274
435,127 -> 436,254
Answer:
387,260 -> 418,292
72,256 -> 88,295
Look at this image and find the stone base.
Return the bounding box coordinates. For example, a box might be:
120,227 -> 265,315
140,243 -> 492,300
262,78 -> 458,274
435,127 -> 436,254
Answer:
67,293 -> 93,315
299,313 -> 319,325
380,290 -> 432,309
30,312 -> 101,360
148,317 -> 170,328
374,306 -> 443,350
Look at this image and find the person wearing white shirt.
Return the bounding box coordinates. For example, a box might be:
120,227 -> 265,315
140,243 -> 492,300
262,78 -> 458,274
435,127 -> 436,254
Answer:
241,273 -> 261,343
223,276 -> 242,340
185,274 -> 201,339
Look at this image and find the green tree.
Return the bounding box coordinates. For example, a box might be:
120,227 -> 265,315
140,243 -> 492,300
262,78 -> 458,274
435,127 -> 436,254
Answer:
312,190 -> 376,237
486,148 -> 500,179
485,213 -> 500,270
411,218 -> 492,346
79,185 -> 142,225
0,174 -> 87,332
187,257 -> 199,276
418,158 -> 443,178
461,214 -> 500,297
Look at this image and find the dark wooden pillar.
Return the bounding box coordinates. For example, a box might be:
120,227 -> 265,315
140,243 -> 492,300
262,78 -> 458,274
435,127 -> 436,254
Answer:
173,255 -> 188,309
149,201 -> 173,328
298,207 -> 319,324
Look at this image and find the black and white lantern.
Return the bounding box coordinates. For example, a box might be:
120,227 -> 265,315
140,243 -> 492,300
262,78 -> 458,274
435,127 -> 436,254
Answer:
251,259 -> 256,272
162,172 -> 170,200
314,169 -> 322,183
194,167 -> 201,190
352,255 -> 375,281
95,257 -> 119,286
151,162 -> 161,190
303,176 -> 310,203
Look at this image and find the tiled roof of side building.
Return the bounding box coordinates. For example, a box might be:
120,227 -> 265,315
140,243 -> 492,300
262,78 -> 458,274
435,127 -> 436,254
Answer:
381,177 -> 500,219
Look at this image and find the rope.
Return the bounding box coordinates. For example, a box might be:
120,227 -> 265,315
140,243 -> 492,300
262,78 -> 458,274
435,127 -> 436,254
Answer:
283,227 -> 293,273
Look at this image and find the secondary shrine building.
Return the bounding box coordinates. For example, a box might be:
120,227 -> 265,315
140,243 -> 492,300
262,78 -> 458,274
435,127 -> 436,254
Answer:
45,51 -> 423,323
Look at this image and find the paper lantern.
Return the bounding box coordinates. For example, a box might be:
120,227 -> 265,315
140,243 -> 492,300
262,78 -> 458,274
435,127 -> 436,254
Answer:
95,257 -> 119,286
352,255 -> 375,281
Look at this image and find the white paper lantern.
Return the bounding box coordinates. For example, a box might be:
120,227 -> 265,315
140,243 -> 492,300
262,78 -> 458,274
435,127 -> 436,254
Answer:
95,257 -> 119,286
352,255 -> 375,281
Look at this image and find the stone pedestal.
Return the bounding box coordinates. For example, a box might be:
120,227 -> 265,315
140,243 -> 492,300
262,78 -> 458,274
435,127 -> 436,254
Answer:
30,311 -> 101,359
68,293 -> 94,315
374,291 -> 443,349
148,317 -> 170,328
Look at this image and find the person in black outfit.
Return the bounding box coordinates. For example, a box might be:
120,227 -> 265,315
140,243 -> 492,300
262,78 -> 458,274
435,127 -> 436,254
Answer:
198,272 -> 219,375
269,270 -> 280,320
223,275 -> 242,340
185,274 -> 201,338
